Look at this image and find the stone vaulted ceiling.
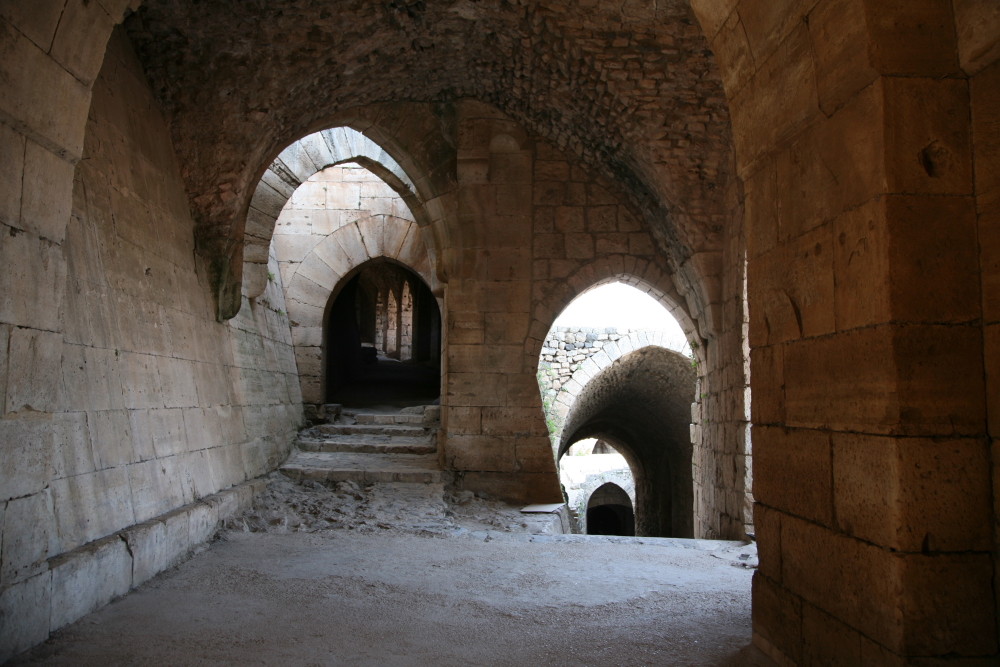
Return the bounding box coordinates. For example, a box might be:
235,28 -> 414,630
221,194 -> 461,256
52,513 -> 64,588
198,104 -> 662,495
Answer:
125,0 -> 735,284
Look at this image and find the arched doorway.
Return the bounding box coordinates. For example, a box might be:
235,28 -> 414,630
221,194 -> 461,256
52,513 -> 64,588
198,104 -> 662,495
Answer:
324,259 -> 441,407
586,482 -> 635,536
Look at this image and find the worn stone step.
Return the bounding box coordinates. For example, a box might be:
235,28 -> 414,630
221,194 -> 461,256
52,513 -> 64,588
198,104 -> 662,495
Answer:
340,405 -> 441,427
313,423 -> 430,438
297,436 -> 436,455
346,412 -> 426,426
280,451 -> 447,484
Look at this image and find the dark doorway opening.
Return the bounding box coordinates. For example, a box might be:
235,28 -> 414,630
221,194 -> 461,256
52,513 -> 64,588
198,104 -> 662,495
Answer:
324,259 -> 440,407
586,482 -> 635,536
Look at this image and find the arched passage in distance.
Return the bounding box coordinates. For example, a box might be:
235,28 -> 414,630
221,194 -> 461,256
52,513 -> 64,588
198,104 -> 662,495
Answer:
586,482 -> 636,536
324,259 -> 441,407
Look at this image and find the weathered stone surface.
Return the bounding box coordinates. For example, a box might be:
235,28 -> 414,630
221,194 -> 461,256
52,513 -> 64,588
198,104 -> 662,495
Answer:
0,417 -> 53,501
1,491 -> 54,587
49,534 -> 132,632
0,571 -> 51,662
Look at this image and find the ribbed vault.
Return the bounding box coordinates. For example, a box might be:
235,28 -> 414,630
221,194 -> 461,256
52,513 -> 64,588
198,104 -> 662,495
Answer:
124,0 -> 735,315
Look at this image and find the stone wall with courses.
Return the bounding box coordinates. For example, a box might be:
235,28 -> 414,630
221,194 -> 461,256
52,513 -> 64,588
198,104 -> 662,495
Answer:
442,101 -> 747,538
0,28 -> 303,660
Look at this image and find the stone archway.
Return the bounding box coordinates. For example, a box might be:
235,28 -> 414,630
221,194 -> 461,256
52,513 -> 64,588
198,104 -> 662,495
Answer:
586,482 -> 635,536
269,162 -> 440,406
323,259 -> 441,407
559,347 -> 696,538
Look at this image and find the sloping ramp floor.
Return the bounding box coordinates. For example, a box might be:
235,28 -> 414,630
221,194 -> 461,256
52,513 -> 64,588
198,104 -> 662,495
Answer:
13,531 -> 754,666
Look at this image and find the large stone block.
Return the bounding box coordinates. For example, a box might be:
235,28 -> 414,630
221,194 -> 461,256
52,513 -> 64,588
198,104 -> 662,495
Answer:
779,513 -> 903,648
865,0 -> 960,76
883,77 -> 973,196
0,571 -> 51,663
50,466 -> 135,553
0,21 -> 91,159
1,491 -> 54,587
806,0 -> 878,114
52,411 -> 95,479
119,352 -> 165,410
0,228 -> 66,332
481,407 -> 548,438
448,344 -> 522,374
954,0 -> 1000,74
887,195 -> 980,323
899,552 -> 997,656
801,601 -> 864,665
49,0 -> 115,86
128,456 -> 189,524
751,573 -> 803,666
88,409 -> 135,469
148,407 -> 187,458
689,0 -> 738,40
445,435 -> 515,472
728,23 -> 820,174
122,518 -> 169,587
833,433 -> 992,552
747,223 -> 835,345
5,326 -> 62,414
49,534 -> 132,632
832,198 -> 890,330
156,357 -> 198,408
752,426 -> 832,526
972,60 -> 1000,198
446,406 -> 481,435
774,82 -> 884,240
783,324 -> 985,436
0,416 -> 52,501
513,437 -> 557,473
709,9 -> 753,95
0,126 -> 25,228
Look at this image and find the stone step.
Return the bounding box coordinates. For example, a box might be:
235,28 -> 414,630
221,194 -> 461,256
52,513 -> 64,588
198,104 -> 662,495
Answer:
280,451 -> 447,484
297,435 -> 436,455
342,412 -> 424,426
340,405 -> 440,427
312,423 -> 430,438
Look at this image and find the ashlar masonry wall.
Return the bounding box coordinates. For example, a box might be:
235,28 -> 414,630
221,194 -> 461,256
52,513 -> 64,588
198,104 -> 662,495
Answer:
0,28 -> 302,659
443,101 -> 749,530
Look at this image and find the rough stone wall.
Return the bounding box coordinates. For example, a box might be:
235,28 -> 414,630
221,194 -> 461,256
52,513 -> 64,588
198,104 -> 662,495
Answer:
693,0 -> 999,661
0,27 -> 302,659
537,325 -> 691,440
271,164 -> 437,404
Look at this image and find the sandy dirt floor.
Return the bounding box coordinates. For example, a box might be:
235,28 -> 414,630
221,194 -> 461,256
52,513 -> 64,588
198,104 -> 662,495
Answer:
14,477 -> 755,666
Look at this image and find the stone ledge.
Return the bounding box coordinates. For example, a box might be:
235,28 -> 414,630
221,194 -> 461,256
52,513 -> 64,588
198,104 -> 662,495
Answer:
1,478 -> 267,662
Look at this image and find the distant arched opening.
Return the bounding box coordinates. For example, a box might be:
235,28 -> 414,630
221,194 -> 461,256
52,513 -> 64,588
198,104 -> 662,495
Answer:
586,482 -> 635,536
324,259 -> 440,406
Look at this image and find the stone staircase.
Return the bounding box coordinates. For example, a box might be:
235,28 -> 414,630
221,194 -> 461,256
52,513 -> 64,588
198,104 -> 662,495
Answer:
280,405 -> 446,485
